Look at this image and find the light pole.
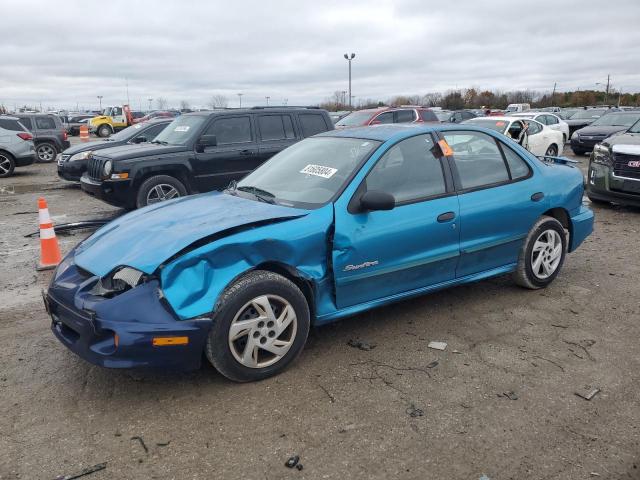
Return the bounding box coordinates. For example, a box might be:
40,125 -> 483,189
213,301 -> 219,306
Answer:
265,96 -> 270,106
148,98 -> 153,112
237,93 -> 243,108
343,53 -> 355,109
97,95 -> 103,110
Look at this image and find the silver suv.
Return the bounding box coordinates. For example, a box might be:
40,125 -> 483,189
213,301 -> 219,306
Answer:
0,117 -> 36,177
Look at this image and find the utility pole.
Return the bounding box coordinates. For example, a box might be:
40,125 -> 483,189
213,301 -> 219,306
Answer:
237,93 -> 243,108
125,77 -> 130,106
552,82 -> 557,105
97,95 -> 103,110
605,74 -> 610,104
148,98 -> 153,112
343,53 -> 355,109
265,96 -> 270,106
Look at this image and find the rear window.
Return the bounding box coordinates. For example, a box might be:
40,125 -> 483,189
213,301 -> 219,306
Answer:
258,114 -> 296,141
335,111 -> 375,127
298,114 -> 329,137
17,117 -> 32,130
420,110 -> 438,122
0,118 -> 27,132
395,109 -> 416,123
35,116 -> 56,129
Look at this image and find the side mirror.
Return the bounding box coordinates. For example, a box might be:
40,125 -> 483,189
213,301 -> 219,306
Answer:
196,134 -> 217,152
131,136 -> 146,144
359,190 -> 395,212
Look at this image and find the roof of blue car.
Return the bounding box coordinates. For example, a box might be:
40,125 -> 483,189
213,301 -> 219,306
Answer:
318,124 -> 437,141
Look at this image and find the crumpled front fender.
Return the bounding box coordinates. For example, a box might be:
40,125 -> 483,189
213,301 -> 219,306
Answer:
159,207 -> 334,320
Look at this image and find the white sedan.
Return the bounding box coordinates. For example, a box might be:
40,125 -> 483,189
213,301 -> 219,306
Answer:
510,112 -> 570,143
463,116 -> 565,157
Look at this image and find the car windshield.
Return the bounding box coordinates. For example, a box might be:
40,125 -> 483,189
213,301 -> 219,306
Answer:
590,113 -> 640,127
335,111 -> 376,127
108,123 -> 147,141
627,120 -> 640,133
235,136 -> 381,208
464,118 -> 509,133
152,115 -> 205,145
570,109 -> 605,120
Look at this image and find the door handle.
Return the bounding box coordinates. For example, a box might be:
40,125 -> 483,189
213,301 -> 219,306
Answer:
531,192 -> 544,202
437,211 -> 456,223
239,149 -> 253,156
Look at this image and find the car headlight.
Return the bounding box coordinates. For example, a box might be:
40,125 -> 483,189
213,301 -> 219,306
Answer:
592,143 -> 611,165
69,151 -> 92,162
571,131 -> 579,140
103,160 -> 112,176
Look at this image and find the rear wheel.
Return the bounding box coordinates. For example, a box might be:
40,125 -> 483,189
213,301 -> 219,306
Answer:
97,124 -> 112,138
205,270 -> 310,382
545,144 -> 558,157
36,142 -> 57,162
0,152 -> 15,177
135,174 -> 187,208
513,216 -> 566,289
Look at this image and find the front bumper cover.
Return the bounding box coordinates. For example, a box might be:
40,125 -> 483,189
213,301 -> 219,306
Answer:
46,256 -> 212,370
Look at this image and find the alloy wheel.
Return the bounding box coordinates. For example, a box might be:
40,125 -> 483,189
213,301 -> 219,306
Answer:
530,229 -> 562,279
37,145 -> 55,162
545,145 -> 558,156
0,155 -> 11,175
228,294 -> 297,369
146,184 -> 180,204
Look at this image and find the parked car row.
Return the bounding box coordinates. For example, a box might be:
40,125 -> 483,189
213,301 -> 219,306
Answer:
0,112 -> 70,163
0,116 -> 36,177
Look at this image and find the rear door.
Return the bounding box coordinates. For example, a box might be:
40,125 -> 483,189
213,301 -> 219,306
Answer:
440,130 -> 547,278
332,133 -> 459,308
192,115 -> 259,191
256,113 -> 297,164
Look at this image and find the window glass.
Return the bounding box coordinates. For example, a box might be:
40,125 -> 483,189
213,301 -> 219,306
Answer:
501,144 -> 531,179
373,112 -> 394,124
17,117 -> 33,129
137,123 -> 166,141
299,114 -> 328,137
525,120 -> 542,135
208,116 -> 252,144
258,115 -> 295,141
0,118 -> 26,131
395,109 -> 416,123
545,115 -> 559,125
366,134 -> 445,203
35,116 -> 56,129
112,107 -> 122,116
443,131 -> 509,189
420,110 -> 438,121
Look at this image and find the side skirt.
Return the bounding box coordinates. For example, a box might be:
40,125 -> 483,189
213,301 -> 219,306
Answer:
315,263 -> 517,325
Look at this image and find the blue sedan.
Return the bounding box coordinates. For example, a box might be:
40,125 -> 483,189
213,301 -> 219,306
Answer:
45,124 -> 594,381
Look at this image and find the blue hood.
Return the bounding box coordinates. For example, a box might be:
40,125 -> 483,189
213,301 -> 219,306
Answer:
74,192 -> 307,277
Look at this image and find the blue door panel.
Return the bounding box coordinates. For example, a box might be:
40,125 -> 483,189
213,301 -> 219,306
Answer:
456,178 -> 549,277
333,196 -> 460,308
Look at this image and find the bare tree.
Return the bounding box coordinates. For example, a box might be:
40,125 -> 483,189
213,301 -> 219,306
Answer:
156,97 -> 168,110
209,94 -> 228,109
422,92 -> 442,107
179,100 -> 190,111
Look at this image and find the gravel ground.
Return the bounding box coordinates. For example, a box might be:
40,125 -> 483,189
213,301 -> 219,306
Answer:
1,140 -> 639,480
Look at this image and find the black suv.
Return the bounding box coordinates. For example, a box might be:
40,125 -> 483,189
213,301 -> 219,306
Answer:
81,107 -> 334,209
13,113 -> 70,162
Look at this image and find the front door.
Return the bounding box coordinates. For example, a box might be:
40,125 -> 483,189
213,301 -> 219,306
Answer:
193,115 -> 259,191
332,133 -> 460,309
439,130 -> 548,277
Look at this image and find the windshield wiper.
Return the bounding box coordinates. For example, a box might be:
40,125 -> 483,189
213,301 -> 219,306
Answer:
151,140 -> 168,145
237,185 -> 276,204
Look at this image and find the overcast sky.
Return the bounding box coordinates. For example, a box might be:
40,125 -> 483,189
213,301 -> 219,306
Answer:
2,0 -> 640,111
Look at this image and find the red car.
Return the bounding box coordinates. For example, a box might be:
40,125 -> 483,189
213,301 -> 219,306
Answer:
132,111 -> 176,124
335,106 -> 439,128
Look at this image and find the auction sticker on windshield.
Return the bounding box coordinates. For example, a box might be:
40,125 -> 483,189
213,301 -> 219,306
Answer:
300,164 -> 337,178
174,126 -> 190,132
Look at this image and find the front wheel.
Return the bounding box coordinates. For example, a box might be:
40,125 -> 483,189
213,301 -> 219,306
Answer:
97,124 -> 112,137
513,216 -> 566,289
135,175 -> 187,208
205,271 -> 310,382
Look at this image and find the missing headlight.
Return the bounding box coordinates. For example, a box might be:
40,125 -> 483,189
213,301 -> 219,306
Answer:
91,267 -> 147,298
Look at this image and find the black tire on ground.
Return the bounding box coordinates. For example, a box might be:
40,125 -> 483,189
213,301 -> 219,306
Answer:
571,148 -> 586,156
135,174 -> 188,209
587,195 -> 610,206
513,216 -> 567,290
545,144 -> 558,156
205,270 -> 310,382
35,142 -> 57,163
97,124 -> 112,137
0,151 -> 16,178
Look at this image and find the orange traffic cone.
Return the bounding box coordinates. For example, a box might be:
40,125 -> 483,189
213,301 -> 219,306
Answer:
79,125 -> 89,142
37,197 -> 62,271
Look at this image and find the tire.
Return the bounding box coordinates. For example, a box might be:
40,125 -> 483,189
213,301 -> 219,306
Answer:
587,195 -> 610,206
545,144 -> 558,157
36,142 -> 57,163
135,174 -> 187,209
97,124 -> 112,138
513,216 -> 567,289
205,270 -> 310,382
0,152 -> 15,178
571,148 -> 585,156
562,134 -> 567,144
